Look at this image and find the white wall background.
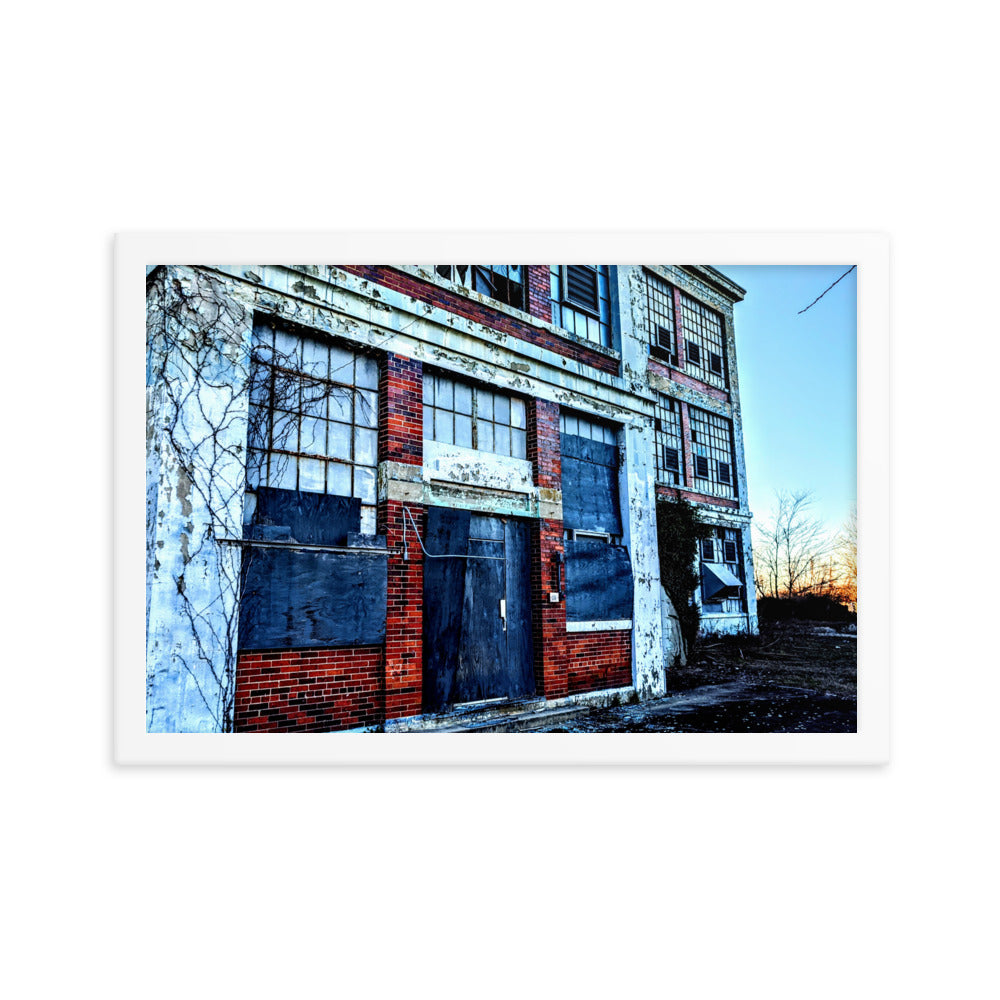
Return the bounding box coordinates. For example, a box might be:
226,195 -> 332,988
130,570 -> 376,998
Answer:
3,2 -> 995,998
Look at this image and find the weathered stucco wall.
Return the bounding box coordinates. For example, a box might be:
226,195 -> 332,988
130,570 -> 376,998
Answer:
145,267 -> 255,732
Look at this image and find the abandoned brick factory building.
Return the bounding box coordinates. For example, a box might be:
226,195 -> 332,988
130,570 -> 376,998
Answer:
145,264 -> 757,732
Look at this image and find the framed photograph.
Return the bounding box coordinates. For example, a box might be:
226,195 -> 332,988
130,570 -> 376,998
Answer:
116,233 -> 888,764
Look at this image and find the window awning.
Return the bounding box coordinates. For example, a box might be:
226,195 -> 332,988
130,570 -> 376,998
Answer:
702,562 -> 743,601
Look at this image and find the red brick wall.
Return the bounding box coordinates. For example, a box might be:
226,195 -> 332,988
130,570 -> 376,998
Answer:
531,518 -> 568,699
525,265 -> 553,324
527,399 -> 568,698
234,647 -> 383,732
565,631 -> 632,695
380,352 -> 422,465
528,397 -> 561,489
377,350 -> 425,719
380,498 -> 424,719
337,265 -> 618,375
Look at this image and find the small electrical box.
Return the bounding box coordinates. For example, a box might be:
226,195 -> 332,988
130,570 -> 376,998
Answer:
549,592 -> 560,603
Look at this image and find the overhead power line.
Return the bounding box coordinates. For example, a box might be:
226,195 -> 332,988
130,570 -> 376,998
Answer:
798,265 -> 857,315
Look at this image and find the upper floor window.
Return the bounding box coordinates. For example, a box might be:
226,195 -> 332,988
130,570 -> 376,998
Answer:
247,319 -> 379,532
644,269 -> 678,364
680,292 -> 727,389
423,371 -> 527,459
689,406 -> 737,500
654,394 -> 684,485
434,265 -> 524,310
550,266 -> 611,347
700,526 -> 745,612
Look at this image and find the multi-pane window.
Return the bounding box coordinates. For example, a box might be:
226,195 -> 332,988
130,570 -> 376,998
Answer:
701,526 -> 745,613
423,372 -> 527,459
434,265 -> 524,310
680,293 -> 727,389
689,406 -> 737,499
654,394 -> 684,485
644,269 -> 678,363
248,320 -> 380,532
550,266 -> 612,347
559,410 -> 618,447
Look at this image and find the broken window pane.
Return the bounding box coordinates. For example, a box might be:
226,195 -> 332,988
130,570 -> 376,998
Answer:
511,398 -> 526,429
356,389 -> 378,429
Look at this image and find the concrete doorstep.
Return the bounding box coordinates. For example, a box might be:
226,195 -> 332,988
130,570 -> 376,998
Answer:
384,697 -> 593,733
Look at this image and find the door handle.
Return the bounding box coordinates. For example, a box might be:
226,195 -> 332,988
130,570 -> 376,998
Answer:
499,598 -> 507,632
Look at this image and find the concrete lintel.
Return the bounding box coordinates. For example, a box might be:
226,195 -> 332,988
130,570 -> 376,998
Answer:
647,370 -> 733,416
566,619 -> 632,633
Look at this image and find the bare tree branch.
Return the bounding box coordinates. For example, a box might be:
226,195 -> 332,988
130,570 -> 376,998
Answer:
798,265 -> 856,315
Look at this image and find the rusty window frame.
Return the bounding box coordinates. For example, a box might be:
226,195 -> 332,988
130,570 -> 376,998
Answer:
644,270 -> 678,364
653,394 -> 684,485
247,320 -> 380,533
433,265 -> 525,310
423,370 -> 527,460
559,410 -> 618,447
701,526 -> 745,612
689,406 -> 738,500
550,265 -> 612,347
679,292 -> 728,390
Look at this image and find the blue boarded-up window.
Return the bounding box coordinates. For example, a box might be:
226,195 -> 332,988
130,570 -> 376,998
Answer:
564,538 -> 634,623
559,411 -> 621,536
559,411 -> 632,622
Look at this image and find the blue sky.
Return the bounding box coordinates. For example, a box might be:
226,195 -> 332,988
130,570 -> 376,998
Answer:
712,265 -> 857,535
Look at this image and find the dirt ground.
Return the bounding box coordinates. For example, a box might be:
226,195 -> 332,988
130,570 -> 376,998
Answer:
672,620 -> 857,697
536,620 -> 857,733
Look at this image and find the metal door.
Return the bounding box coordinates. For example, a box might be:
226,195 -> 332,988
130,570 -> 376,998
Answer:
422,509 -> 534,711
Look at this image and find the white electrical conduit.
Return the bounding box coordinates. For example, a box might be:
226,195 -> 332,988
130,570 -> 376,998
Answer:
402,505 -> 506,561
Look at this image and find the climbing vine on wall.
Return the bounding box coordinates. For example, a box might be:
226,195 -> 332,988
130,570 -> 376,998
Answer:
655,496 -> 713,656
146,268 -> 382,731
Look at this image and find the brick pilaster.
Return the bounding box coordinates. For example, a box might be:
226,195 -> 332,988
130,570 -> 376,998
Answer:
380,353 -> 423,466
380,498 -> 424,719
526,265 -> 553,324
379,353 -> 425,718
528,399 -> 567,698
